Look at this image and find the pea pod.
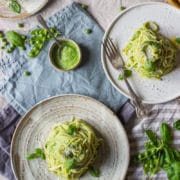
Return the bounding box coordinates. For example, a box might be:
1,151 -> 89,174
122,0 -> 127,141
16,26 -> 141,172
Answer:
160,122 -> 171,145
6,31 -> 25,47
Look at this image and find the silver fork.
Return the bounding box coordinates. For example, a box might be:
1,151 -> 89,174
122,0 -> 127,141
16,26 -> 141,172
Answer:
103,38 -> 148,118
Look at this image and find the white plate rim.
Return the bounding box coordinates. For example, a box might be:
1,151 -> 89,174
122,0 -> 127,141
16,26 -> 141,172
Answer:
101,2 -> 180,104
0,0 -> 49,19
10,94 -> 130,180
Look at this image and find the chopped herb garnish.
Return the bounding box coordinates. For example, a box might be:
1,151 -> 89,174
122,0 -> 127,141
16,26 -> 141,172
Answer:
26,148 -> 45,159
120,6 -> 126,11
65,158 -> 75,171
118,69 -> 132,80
89,166 -> 100,177
66,124 -> 76,135
85,29 -> 92,34
8,0 -> 21,14
23,71 -> 31,76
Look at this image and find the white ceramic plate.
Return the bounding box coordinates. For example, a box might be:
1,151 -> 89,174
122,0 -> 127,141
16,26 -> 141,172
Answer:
0,0 -> 48,18
11,94 -> 129,180
101,2 -> 180,104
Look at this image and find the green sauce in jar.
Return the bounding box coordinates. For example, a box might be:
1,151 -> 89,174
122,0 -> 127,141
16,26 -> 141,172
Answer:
51,40 -> 81,71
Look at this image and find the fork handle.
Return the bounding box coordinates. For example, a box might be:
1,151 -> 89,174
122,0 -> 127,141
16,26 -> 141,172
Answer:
121,69 -> 148,118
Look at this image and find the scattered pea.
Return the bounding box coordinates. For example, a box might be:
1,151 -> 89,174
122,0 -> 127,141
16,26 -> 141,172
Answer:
0,46 -> 5,49
23,71 -> 31,76
18,23 -> 24,28
120,6 -> 126,11
0,33 -> 3,38
2,38 -> 7,43
85,29 -> 92,34
6,48 -> 12,53
80,3 -> 88,10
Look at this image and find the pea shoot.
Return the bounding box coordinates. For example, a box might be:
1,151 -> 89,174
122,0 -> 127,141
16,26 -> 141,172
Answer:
135,122 -> 180,179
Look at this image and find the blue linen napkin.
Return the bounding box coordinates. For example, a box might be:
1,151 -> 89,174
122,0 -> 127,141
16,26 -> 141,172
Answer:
0,2 -> 127,116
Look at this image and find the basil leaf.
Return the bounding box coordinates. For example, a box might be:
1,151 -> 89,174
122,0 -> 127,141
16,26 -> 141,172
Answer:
124,69 -> 132,77
8,0 -> 21,13
26,148 -> 45,160
164,147 -> 175,163
145,130 -> 157,145
173,119 -> 180,130
160,122 -> 171,144
65,158 -> 75,171
175,37 -> 180,44
6,31 -> 25,47
118,69 -> 132,80
145,60 -> 155,72
66,125 -> 76,135
89,166 -> 100,177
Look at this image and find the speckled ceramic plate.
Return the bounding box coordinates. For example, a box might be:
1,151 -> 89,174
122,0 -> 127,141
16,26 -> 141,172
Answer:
101,2 -> 180,104
11,94 -> 130,180
0,0 -> 48,18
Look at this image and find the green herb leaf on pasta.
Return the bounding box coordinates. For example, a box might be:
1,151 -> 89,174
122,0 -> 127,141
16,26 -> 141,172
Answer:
65,158 -> 75,171
89,166 -> 100,177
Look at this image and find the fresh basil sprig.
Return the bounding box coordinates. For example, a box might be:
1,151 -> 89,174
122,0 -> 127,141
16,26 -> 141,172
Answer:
8,0 -> 21,14
135,122 -> 180,180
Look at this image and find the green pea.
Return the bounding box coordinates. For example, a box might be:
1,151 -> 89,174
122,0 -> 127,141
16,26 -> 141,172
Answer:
120,6 -> 126,11
10,44 -> 16,49
2,41 -> 8,46
18,23 -> 24,28
0,46 -> 5,49
23,71 -> 31,76
46,34 -> 51,39
85,29 -> 92,34
20,46 -> 26,50
21,35 -> 26,40
2,38 -> 7,43
6,48 -> 12,53
0,33 -> 3,38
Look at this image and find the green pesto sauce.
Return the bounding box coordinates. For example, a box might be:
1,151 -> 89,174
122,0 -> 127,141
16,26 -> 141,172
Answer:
52,40 -> 80,70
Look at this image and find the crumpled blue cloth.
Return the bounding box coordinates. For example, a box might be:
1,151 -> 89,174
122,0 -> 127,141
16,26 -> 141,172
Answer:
0,2 -> 127,116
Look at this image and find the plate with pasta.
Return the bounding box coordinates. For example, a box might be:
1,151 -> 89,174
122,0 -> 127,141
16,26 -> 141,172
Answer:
101,2 -> 180,104
10,94 -> 129,180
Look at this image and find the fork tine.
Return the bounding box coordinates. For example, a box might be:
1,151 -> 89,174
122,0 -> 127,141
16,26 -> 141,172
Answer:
108,38 -> 119,54
107,38 -> 117,57
102,41 -> 111,59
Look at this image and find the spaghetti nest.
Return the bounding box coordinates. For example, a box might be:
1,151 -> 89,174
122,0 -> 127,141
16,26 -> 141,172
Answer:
44,117 -> 102,180
122,21 -> 177,79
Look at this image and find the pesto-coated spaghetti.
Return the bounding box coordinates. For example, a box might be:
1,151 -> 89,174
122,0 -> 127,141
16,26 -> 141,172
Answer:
122,21 -> 177,79
44,117 -> 102,180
